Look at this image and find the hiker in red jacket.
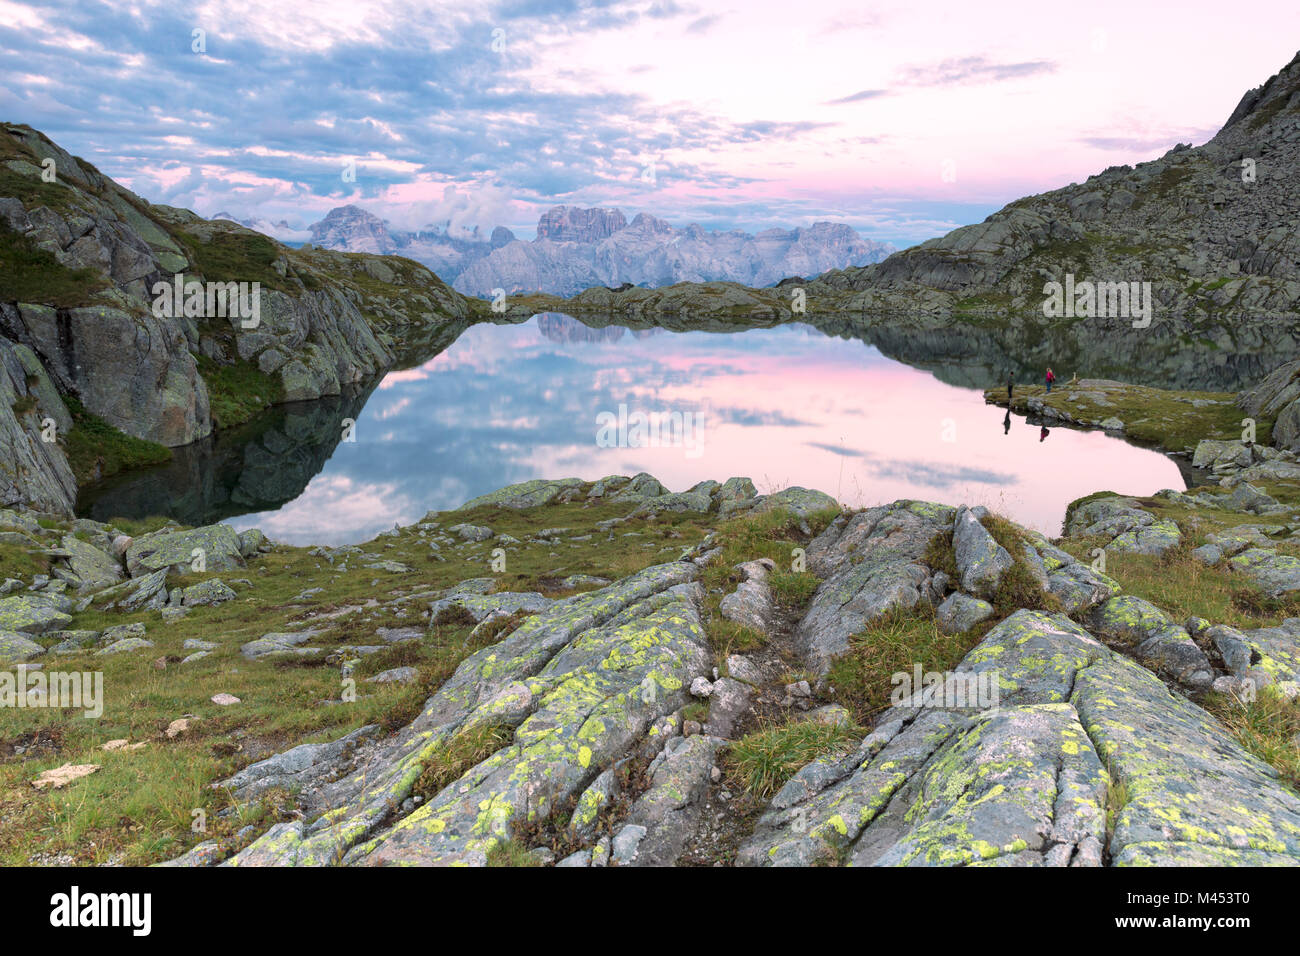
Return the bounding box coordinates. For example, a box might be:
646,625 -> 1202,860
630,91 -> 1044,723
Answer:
1045,367 -> 1056,394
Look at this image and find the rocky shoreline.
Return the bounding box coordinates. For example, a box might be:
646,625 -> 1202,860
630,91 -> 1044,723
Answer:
2,453 -> 1298,866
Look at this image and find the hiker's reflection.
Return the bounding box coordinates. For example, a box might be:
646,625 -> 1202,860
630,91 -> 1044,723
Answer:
1040,425 -> 1050,442
1003,409 -> 1011,435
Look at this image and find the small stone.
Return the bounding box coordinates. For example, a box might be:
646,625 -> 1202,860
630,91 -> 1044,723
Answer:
785,680 -> 812,698
211,693 -> 241,706
166,718 -> 193,738
690,676 -> 714,698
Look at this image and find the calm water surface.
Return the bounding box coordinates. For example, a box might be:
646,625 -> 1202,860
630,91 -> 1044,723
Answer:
167,313 -> 1187,544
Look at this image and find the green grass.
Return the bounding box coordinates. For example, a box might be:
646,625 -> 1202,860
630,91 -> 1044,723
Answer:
195,355 -> 285,430
62,394 -> 172,485
979,513 -> 1062,615
827,607 -> 983,725
1204,687 -> 1300,793
0,220 -> 106,307
175,229 -> 296,294
485,838 -> 542,867
413,723 -> 515,800
988,381 -> 1268,454
1057,495 -> 1300,629
728,717 -> 864,798
696,504 -> 840,661
0,489 -> 721,864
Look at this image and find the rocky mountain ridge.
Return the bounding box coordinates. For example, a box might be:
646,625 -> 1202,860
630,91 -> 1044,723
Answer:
523,51 -> 1300,322
0,123 -> 478,515
305,203 -> 896,298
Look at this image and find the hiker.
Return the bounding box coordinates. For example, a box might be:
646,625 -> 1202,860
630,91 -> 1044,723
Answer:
1045,367 -> 1056,394
1007,372 -> 1014,402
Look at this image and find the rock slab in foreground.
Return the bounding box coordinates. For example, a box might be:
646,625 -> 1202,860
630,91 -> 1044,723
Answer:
739,610 -> 1300,866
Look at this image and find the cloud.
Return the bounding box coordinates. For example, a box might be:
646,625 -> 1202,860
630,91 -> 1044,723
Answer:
866,460 -> 1018,489
897,55 -> 1057,87
685,13 -> 721,34
824,89 -> 891,106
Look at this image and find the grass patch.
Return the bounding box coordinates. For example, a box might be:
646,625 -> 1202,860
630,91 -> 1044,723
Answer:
0,220 -> 106,307
827,607 -> 983,725
62,394 -> 172,485
1059,528 -> 1300,629
729,717 -> 864,798
413,723 -> 514,800
175,229 -> 296,294
195,355 -> 285,431
980,514 -> 1062,615
988,381 -> 1267,454
769,569 -> 820,608
1204,687 -> 1300,793
696,503 -> 841,658
485,838 -> 542,867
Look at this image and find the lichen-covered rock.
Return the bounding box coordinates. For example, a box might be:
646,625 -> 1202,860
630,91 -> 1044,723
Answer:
0,593 -> 72,634
1222,618 -> 1300,687
718,558 -> 775,636
225,561 -> 709,866
0,340 -> 77,515
96,637 -> 155,655
125,525 -> 245,577
182,579 -> 237,607
0,630 -> 45,663
1227,548 -> 1300,597
240,629 -> 326,661
796,501 -> 951,673
427,583 -> 551,624
935,592 -> 995,634
1087,595 -> 1213,689
81,567 -> 169,612
610,472 -> 669,501
1047,562 -> 1121,615
751,486 -> 838,518
51,534 -> 124,592
216,725 -> 381,801
616,733 -> 727,866
952,506 -> 1013,599
739,610 -> 1300,867
1108,518 -> 1182,556
237,529 -> 268,557
459,478 -> 584,510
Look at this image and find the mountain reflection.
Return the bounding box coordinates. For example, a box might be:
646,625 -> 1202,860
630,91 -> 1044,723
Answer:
74,311 -> 1259,545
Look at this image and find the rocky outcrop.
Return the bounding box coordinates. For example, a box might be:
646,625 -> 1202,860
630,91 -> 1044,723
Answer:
0,470 -> 1266,869
0,123 -> 476,514
0,339 -> 76,513
796,501 -> 953,672
1240,358 -> 1300,452
805,51 -> 1300,317
225,561 -> 712,866
739,610 -> 1300,866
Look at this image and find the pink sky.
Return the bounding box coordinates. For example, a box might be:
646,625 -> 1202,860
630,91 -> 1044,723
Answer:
3,0 -> 1296,243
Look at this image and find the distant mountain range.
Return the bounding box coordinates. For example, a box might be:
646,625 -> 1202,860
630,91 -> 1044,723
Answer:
295,204 -> 895,297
